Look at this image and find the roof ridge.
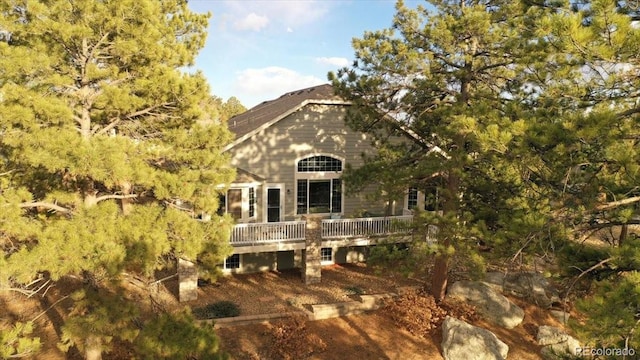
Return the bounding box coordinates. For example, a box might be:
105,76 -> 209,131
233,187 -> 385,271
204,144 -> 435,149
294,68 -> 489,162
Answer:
226,84 -> 341,145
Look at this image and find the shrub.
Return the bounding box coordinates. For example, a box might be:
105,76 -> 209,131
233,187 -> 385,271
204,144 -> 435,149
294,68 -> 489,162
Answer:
134,310 -> 228,359
192,301 -> 240,319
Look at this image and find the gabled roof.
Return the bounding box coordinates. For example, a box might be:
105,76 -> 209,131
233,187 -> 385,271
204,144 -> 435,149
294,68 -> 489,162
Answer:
225,84 -> 348,150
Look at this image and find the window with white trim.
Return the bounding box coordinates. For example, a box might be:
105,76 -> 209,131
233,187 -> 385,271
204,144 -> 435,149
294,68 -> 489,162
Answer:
424,186 -> 440,212
405,186 -> 441,212
407,187 -> 419,209
296,155 -> 343,215
298,155 -> 343,172
218,186 -> 258,222
248,187 -> 255,218
224,254 -> 240,269
320,248 -> 333,264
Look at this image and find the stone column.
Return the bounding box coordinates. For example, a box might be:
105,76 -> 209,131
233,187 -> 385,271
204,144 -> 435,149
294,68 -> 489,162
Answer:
178,258 -> 198,302
294,249 -> 303,268
302,216 -> 322,284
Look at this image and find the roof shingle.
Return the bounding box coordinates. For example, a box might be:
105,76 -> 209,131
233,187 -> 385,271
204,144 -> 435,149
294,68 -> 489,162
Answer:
227,84 -> 343,139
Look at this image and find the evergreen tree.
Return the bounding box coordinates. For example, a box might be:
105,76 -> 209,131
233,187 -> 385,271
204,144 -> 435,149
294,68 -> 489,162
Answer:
331,0 -> 556,301
529,0 -> 640,350
0,0 -> 234,358
209,95 -> 247,123
333,0 -> 640,347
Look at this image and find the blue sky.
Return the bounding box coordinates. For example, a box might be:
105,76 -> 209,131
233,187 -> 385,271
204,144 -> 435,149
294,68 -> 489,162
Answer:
187,0 -> 422,108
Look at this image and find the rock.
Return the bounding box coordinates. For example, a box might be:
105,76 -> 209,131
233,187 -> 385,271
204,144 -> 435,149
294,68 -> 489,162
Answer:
447,281 -> 525,329
503,272 -> 560,308
537,325 -> 581,359
549,310 -> 570,324
441,317 -> 509,360
483,272 -> 505,292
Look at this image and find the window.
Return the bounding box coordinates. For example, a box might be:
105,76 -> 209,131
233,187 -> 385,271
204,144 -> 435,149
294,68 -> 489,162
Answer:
309,180 -> 331,213
407,188 -> 419,209
224,254 -> 240,269
406,186 -> 440,212
248,187 -> 255,218
227,189 -> 242,220
296,155 -> 343,215
331,179 -> 342,213
297,155 -> 342,172
217,194 -> 226,216
320,248 -> 333,264
296,180 -> 308,215
424,186 -> 439,212
218,186 -> 258,222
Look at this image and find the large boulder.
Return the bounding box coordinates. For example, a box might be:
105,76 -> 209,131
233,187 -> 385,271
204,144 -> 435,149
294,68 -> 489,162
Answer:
483,271 -> 561,308
537,326 -> 581,359
447,281 -> 524,329
441,317 -> 509,360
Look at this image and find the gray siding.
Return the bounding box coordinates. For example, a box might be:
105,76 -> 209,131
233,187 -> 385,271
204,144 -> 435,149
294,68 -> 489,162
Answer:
230,103 -> 389,220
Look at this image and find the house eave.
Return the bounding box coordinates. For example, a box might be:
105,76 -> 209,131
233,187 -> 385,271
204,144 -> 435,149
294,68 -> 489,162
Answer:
224,99 -> 352,152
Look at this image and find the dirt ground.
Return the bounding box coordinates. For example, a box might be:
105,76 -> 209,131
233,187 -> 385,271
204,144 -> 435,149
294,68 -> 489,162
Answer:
213,282 -> 559,360
1,263 -> 567,359
197,264 -> 561,360
183,263 -> 427,316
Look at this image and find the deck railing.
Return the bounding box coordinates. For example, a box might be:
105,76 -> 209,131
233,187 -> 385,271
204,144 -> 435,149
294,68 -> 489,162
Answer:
230,221 -> 306,245
321,215 -> 414,239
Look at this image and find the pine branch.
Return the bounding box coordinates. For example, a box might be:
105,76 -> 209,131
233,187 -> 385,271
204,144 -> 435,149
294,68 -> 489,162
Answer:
595,196 -> 640,211
95,194 -> 138,203
31,295 -> 69,322
19,202 -> 72,214
95,102 -> 174,135
564,257 -> 614,300
577,220 -> 640,234
85,32 -> 111,67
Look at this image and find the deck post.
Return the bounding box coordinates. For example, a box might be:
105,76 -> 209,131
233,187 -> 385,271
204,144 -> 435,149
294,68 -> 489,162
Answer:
302,215 -> 322,284
178,258 -> 198,302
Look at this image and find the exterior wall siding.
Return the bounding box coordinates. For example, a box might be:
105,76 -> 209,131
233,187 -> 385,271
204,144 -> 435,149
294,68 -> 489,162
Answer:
224,247 -> 367,275
229,103 -> 389,220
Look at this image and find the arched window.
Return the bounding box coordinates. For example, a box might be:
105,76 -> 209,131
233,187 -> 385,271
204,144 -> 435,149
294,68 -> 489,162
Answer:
297,155 -> 343,172
296,155 -> 343,215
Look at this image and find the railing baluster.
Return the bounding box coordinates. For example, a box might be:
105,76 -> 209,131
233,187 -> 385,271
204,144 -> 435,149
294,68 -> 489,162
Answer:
230,216 -> 417,244
318,215 -> 415,240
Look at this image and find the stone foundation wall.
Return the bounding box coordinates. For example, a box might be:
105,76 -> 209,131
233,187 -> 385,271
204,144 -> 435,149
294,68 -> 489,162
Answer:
302,216 -> 322,284
178,258 -> 198,302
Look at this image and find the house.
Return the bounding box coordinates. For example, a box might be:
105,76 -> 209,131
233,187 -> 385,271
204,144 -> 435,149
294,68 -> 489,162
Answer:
219,84 -> 433,276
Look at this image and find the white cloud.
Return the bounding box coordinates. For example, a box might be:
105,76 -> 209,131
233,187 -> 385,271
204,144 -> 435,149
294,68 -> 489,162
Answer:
233,12 -> 269,32
315,57 -> 350,68
286,27 -> 293,33
234,66 -> 325,105
224,1 -> 331,31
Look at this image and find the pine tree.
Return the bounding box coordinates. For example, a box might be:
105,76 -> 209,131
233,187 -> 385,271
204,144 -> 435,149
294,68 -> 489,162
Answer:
0,0 -> 234,358
331,0 -> 557,301
529,0 -> 640,349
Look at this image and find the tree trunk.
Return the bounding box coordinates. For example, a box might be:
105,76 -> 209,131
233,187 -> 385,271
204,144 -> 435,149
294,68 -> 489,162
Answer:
431,244 -> 449,302
120,181 -> 133,215
430,169 -> 460,303
84,192 -> 97,208
619,224 -> 628,246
